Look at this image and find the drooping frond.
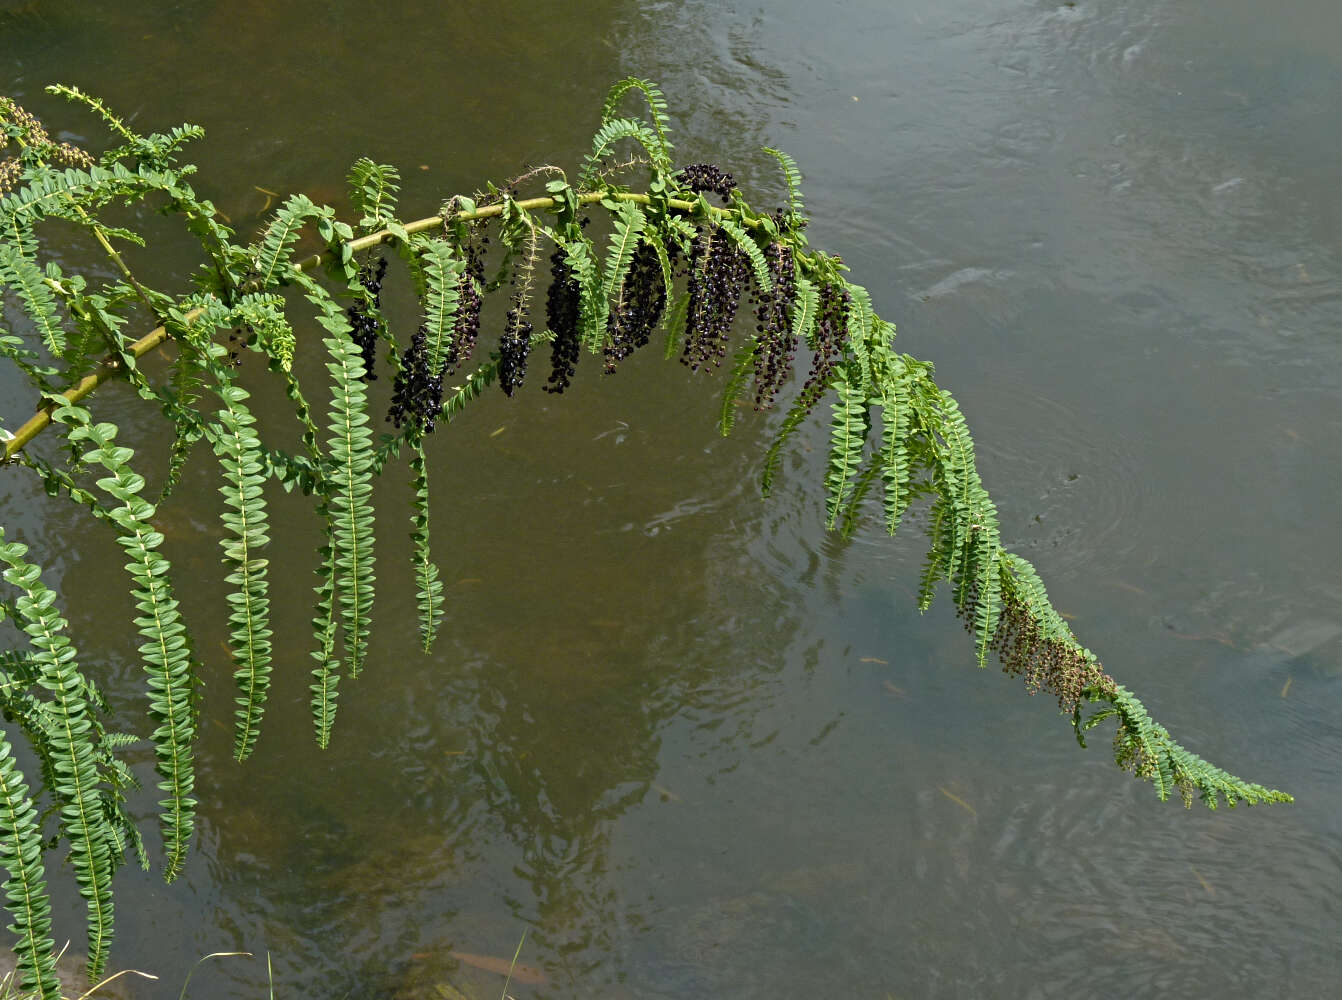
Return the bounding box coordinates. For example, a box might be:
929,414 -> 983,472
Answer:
0,734 -> 58,1000
595,201 -> 647,353
838,455 -> 884,539
638,225 -> 675,305
409,440 -> 443,652
158,345 -> 205,503
417,238 -> 464,373
760,362 -> 840,498
719,340 -> 758,438
661,289 -> 691,361
0,235 -> 65,357
438,357 -> 499,423
210,380 -> 273,762
309,510 -> 341,749
790,274 -> 820,348
924,388 -> 1003,664
823,364 -> 870,529
232,292 -> 296,373
54,402 -> 197,879
297,272 -> 377,679
0,531 -> 115,975
561,233 -> 604,356
877,363 -> 914,535
1102,686 -> 1293,808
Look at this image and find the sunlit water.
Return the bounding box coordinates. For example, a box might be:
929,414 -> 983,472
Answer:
2,1 -> 1339,997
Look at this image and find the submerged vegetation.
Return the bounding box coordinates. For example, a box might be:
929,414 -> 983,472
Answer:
0,80 -> 1289,998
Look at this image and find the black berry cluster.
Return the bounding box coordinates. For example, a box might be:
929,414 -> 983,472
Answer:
346,256 -> 388,381
676,163 -> 737,204
748,241 -> 798,408
497,294 -> 533,397
604,241 -> 667,372
795,280 -> 851,413
681,227 -> 751,373
386,324 -> 445,434
449,235 -> 486,373
544,247 -> 582,394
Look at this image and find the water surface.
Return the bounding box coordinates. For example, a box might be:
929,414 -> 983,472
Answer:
2,1 -> 1339,997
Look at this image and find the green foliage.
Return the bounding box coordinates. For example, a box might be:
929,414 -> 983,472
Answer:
52,401 -> 197,879
0,80 -> 1291,995
212,379 -> 274,763
0,238 -> 64,357
417,238 -> 464,373
301,272 -> 377,680
601,77 -> 674,172
578,118 -> 663,191
0,531 -> 116,976
409,440 -> 443,652
596,200 -> 647,352
762,146 -> 804,219
347,157 -> 402,233
0,733 -> 57,1000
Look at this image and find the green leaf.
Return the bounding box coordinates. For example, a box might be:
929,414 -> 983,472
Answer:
578,118 -> 662,190
0,735 -> 59,1000
823,365 -> 869,529
209,382 -> 273,762
347,157 -> 402,231
0,531 -> 115,975
59,405 -> 198,878
416,238 -> 464,374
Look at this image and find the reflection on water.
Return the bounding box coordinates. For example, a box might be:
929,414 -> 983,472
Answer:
3,0 -> 1341,997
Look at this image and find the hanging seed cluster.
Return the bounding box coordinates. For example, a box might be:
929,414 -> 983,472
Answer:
497,294 -> 533,397
386,324 -> 445,433
449,235 -> 486,374
681,227 -> 752,372
544,246 -> 582,394
0,96 -> 93,195
793,280 -> 851,414
384,231 -> 489,431
958,588 -> 1116,715
605,242 -> 668,372
346,255 -> 387,381
676,163 -> 737,204
748,241 -> 799,408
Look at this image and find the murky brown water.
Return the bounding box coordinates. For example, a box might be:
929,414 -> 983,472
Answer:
3,1 -> 1340,997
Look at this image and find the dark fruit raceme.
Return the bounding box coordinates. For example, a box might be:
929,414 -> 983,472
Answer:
682,227 -> 751,373
544,247 -> 582,393
749,241 -> 799,408
450,234 -> 486,373
346,255 -> 388,381
604,241 -> 667,373
676,163 -> 737,204
498,294 -> 533,397
387,324 -> 444,434
795,280 -> 850,416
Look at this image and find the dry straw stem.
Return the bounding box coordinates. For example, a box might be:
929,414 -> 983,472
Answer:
2,191 -> 723,461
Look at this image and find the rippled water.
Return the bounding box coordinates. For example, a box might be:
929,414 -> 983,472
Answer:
3,1 -> 1340,997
